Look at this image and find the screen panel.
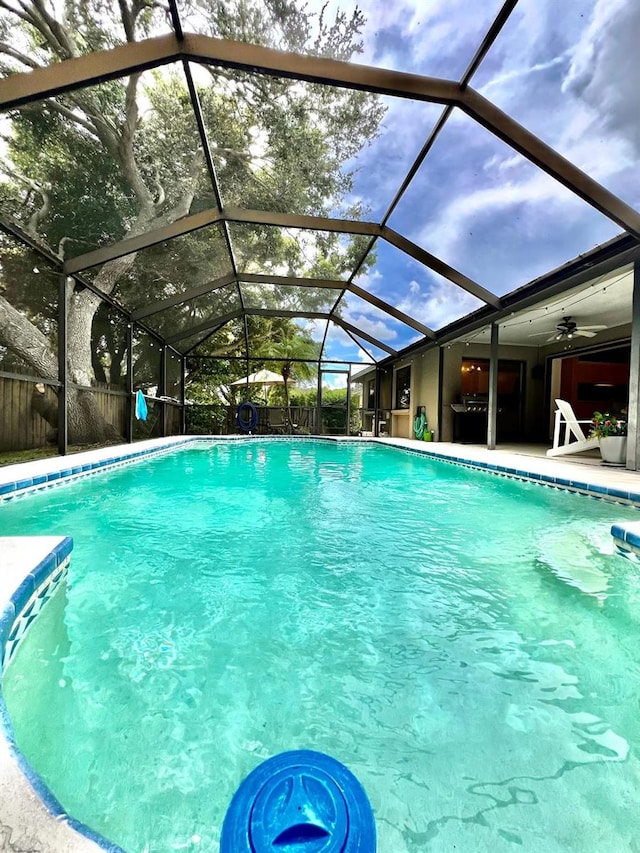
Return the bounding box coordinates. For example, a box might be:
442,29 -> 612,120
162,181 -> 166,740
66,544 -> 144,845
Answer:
179,0 -> 506,79
322,322 -> 373,365
229,223 -> 366,279
0,65 -> 213,265
0,1 -> 172,75
387,108 -> 621,297
240,282 -> 339,314
80,224 -> 232,313
351,240 -> 484,336
145,284 -> 242,341
473,0 -> 640,210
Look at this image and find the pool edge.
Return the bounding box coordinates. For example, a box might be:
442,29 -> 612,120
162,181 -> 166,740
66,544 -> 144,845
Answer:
2,434 -> 640,507
0,535 -> 127,853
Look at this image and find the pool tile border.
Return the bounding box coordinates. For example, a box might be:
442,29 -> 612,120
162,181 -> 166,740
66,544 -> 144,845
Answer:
375,441 -> 640,507
3,434 -> 640,508
0,437 -> 194,502
610,520 -> 640,557
0,536 -> 126,853
0,541 -> 70,671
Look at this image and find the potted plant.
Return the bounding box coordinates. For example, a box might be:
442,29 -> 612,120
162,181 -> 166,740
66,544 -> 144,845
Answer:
589,411 -> 627,465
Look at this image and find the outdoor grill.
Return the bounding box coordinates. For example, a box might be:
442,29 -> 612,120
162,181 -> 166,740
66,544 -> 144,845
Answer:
459,395 -> 489,414
451,396 -> 490,442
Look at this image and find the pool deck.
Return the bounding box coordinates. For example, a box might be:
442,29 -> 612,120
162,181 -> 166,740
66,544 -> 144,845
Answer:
1,434 -> 639,852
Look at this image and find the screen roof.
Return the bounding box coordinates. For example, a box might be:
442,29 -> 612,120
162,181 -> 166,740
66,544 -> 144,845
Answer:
1,0 -> 639,366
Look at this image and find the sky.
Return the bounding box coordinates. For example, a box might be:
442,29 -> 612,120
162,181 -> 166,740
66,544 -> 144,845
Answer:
306,0 -> 640,364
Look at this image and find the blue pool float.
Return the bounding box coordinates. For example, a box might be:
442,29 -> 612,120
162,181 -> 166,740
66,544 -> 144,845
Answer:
237,401 -> 258,433
221,749 -> 376,852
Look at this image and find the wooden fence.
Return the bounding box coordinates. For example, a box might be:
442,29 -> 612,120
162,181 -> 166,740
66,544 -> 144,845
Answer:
0,377 -> 53,450
0,377 -> 129,452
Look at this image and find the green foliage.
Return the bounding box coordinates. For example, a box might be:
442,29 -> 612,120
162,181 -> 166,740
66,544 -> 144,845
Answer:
589,411 -> 627,438
185,403 -> 227,435
0,0 -> 386,407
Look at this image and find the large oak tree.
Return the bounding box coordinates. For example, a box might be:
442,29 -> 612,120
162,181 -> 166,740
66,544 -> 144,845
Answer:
0,0 -> 383,442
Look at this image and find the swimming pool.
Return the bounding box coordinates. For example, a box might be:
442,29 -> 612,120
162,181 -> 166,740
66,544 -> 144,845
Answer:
2,440 -> 640,852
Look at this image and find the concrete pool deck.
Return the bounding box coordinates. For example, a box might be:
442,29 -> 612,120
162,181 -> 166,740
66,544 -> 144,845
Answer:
0,434 -> 639,852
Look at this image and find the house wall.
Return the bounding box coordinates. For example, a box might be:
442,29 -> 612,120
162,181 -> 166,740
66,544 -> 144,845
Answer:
355,323 -> 632,445
365,351 -> 441,440
389,358 -> 413,438
411,348 -> 440,438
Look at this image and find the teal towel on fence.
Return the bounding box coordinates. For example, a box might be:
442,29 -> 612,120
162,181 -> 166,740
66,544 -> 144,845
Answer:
135,389 -> 148,421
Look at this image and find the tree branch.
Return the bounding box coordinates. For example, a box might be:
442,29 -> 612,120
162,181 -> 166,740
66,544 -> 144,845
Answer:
0,41 -> 38,68
4,166 -> 50,236
0,0 -> 37,29
160,149 -> 204,221
118,72 -> 155,214
31,0 -> 79,59
19,98 -> 101,140
0,293 -> 58,379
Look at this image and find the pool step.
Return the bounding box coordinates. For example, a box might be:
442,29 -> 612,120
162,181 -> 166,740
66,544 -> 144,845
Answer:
611,521 -> 640,557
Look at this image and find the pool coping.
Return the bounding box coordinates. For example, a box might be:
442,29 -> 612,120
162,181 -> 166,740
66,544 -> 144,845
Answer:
0,536 -> 126,853
1,433 -> 639,851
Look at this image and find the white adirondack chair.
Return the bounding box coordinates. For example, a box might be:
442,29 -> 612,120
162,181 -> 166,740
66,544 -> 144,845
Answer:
546,399 -> 600,457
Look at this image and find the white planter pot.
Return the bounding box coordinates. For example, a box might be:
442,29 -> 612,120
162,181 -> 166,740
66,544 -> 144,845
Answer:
600,436 -> 627,465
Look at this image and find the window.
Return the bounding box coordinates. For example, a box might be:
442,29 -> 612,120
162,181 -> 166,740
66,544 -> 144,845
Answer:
395,365 -> 411,409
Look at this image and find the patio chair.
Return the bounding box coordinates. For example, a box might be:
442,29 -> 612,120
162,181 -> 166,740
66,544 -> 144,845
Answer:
546,399 -> 600,457
267,407 -> 287,434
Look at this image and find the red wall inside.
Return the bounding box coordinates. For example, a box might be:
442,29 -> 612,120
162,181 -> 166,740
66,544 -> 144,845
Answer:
559,356 -> 629,419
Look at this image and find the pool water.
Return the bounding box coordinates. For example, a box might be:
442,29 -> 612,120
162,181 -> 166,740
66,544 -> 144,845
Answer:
2,441 -> 640,852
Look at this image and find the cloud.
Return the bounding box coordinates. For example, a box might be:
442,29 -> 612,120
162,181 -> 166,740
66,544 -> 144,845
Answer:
396,281 -> 482,331
302,318 -> 327,341
416,168 -> 577,266
564,0 -> 640,155
481,54 -> 569,96
344,311 -> 397,342
351,267 -> 383,295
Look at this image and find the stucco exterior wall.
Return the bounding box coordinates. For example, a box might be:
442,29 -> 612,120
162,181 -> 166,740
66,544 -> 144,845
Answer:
410,349 -> 440,439
354,324 -> 630,445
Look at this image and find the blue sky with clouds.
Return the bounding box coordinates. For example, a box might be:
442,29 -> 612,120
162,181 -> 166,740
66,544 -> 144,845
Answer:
303,0 -> 640,365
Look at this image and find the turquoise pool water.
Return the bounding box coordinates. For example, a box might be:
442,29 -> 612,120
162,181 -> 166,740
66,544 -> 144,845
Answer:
2,440 -> 640,852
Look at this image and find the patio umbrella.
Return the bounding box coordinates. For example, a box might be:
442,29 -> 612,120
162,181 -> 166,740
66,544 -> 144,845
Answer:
230,369 -> 287,404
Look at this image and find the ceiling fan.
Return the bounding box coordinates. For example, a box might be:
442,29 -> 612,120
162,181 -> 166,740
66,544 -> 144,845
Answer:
529,316 -> 607,343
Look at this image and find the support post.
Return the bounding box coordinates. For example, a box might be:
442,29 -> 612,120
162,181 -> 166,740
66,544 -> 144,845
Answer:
160,345 -> 167,437
437,345 -> 444,442
374,367 -> 381,437
126,322 -> 134,443
316,366 -> 323,436
346,366 -> 352,436
181,354 -> 187,435
487,322 -> 499,449
57,275 -> 68,456
627,260 -> 640,470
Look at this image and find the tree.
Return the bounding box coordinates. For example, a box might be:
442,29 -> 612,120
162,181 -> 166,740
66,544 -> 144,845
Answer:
258,319 -> 320,430
0,0 -> 384,443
